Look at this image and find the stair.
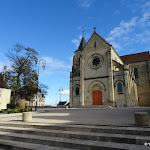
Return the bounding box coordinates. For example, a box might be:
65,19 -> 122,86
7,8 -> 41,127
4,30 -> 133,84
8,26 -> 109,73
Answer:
0,122 -> 149,150
80,105 -> 111,108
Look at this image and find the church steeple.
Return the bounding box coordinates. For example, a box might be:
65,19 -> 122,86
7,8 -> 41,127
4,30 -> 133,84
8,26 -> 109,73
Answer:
78,36 -> 86,51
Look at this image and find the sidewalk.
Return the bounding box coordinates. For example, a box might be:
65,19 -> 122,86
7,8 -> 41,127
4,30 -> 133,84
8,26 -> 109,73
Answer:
0,107 -> 150,126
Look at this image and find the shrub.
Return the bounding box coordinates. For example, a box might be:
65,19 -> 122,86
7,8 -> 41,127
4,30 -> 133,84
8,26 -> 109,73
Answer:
7,107 -> 32,114
7,108 -> 11,113
25,108 -> 29,112
7,108 -> 15,114
7,103 -> 15,109
1,109 -> 5,113
10,109 -> 15,113
28,107 -> 32,111
14,109 -> 18,113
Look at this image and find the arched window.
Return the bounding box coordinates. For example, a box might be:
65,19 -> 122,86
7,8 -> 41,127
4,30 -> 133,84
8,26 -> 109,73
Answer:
134,67 -> 139,79
76,86 -> 79,96
117,82 -> 123,94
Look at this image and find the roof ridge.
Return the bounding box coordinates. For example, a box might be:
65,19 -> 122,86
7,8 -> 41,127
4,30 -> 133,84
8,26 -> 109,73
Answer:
120,51 -> 149,57
120,51 -> 150,64
93,31 -> 112,46
79,31 -> 112,52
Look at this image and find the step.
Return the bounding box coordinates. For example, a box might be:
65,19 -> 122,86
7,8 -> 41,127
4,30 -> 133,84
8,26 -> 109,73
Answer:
0,122 -> 150,136
0,126 -> 149,145
0,131 -> 148,150
80,105 -> 111,108
0,139 -> 77,150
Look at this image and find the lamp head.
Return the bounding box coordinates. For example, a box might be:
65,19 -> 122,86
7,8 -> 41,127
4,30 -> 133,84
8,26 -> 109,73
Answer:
42,65 -> 45,70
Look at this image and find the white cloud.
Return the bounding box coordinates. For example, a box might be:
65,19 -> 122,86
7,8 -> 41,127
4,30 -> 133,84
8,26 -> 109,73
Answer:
43,70 -> 54,75
69,56 -> 73,62
0,60 -> 11,72
72,33 -> 89,48
79,0 -> 95,8
57,90 -> 69,95
72,39 -> 80,47
79,35 -> 82,39
135,30 -> 150,42
106,17 -> 138,51
138,12 -> 150,25
46,100 -> 59,106
42,56 -> 71,69
107,17 -> 138,40
111,42 -> 122,52
69,56 -> 73,67
138,1 -> 150,26
141,1 -> 150,12
40,56 -> 72,76
0,61 -> 5,72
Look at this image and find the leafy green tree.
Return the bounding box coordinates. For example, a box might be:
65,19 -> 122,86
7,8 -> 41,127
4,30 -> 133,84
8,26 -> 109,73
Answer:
5,44 -> 39,102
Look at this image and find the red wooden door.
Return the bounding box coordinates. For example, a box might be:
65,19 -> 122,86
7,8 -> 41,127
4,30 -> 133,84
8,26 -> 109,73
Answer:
93,90 -> 102,105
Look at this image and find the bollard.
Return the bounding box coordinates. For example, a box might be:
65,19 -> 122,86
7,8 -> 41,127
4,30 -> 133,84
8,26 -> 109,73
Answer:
22,112 -> 32,122
135,112 -> 149,126
66,106 -> 68,109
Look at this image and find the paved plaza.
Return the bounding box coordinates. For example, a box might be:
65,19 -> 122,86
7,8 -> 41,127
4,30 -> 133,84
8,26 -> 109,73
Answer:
0,107 -> 150,126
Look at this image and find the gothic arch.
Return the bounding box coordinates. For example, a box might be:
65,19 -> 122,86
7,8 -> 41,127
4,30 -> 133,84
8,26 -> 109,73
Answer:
114,80 -> 125,87
73,84 -> 80,96
88,80 -> 106,92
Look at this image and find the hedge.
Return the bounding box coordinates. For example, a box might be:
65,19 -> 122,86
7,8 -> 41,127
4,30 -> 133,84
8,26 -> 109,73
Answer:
7,107 -> 32,114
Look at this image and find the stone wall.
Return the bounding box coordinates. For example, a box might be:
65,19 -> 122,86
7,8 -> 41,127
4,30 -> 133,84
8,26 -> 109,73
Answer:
129,61 -> 150,106
81,33 -> 111,106
70,31 -> 143,108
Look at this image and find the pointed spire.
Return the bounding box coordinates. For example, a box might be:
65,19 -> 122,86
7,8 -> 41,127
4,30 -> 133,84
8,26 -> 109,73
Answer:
78,36 -> 86,51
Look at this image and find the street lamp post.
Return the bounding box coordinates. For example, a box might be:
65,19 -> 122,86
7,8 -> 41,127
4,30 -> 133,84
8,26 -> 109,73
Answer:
35,59 -> 46,111
59,88 -> 63,107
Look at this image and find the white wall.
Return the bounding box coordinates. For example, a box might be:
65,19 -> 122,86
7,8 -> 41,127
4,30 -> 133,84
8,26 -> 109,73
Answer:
0,88 -> 11,110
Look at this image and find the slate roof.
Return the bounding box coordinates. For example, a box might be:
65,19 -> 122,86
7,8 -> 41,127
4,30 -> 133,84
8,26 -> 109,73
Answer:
0,73 -> 9,89
120,51 -> 150,64
78,36 -> 86,51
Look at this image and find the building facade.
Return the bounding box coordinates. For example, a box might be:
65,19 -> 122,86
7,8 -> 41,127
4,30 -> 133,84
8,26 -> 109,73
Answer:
70,31 -> 149,108
120,52 -> 150,106
26,92 -> 45,107
0,73 -> 11,110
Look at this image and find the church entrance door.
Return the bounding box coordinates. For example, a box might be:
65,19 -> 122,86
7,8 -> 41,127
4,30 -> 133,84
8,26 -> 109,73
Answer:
93,90 -> 102,105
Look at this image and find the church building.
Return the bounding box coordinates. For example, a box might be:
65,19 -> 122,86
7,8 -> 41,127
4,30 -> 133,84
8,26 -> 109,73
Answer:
70,30 -> 150,108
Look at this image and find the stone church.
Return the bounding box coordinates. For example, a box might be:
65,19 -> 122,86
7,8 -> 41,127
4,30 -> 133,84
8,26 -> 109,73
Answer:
70,30 -> 150,108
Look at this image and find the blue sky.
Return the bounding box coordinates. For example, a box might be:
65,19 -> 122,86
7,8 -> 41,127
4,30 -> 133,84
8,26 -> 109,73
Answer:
0,0 -> 150,105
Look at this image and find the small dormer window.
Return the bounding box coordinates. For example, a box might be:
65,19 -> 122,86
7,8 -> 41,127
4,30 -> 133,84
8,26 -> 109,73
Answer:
94,41 -> 96,47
